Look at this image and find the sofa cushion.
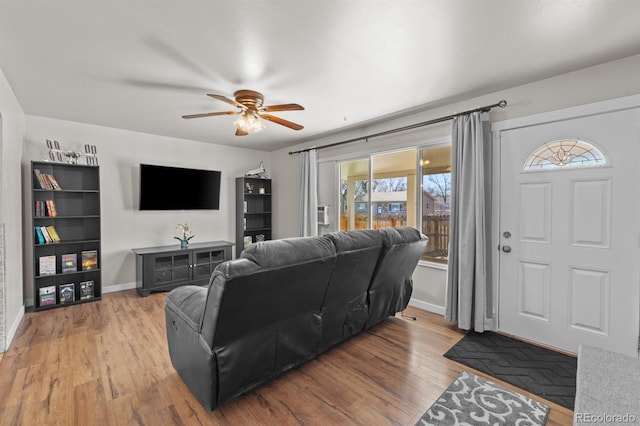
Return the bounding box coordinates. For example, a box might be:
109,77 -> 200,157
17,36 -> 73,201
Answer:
320,229 -> 383,350
200,235 -> 337,405
367,227 -> 428,327
241,235 -> 335,268
327,228 -> 383,252
165,285 -> 208,332
201,236 -> 336,346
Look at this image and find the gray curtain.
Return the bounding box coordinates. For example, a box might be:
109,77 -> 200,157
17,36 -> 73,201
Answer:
299,149 -> 318,237
445,112 -> 491,331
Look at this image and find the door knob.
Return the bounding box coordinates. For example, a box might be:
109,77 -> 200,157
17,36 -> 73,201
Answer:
502,245 -> 512,253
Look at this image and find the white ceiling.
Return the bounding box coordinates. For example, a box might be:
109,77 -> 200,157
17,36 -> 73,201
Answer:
1,1 -> 639,152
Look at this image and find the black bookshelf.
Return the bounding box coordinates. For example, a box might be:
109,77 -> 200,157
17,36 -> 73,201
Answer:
236,177 -> 272,258
31,161 -> 102,311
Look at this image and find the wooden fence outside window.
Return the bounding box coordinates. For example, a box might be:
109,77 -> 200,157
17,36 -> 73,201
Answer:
339,213 -> 450,263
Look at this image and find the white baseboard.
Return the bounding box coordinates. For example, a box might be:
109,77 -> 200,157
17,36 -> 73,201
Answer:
409,298 -> 445,316
103,282 -> 136,294
5,305 -> 25,352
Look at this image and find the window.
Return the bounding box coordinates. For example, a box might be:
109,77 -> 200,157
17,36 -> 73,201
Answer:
371,150 -> 416,230
339,158 -> 369,231
338,146 -> 451,264
339,150 -> 417,231
523,139 -> 607,171
388,203 -> 403,213
420,145 -> 451,263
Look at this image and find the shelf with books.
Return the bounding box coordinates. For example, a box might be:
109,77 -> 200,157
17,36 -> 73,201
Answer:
32,216 -> 100,245
35,238 -> 100,245
33,274 -> 101,310
236,177 -> 272,258
33,163 -> 99,192
31,161 -> 101,311
33,191 -> 99,217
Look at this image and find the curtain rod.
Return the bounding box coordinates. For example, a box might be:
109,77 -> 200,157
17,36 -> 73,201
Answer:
288,100 -> 507,155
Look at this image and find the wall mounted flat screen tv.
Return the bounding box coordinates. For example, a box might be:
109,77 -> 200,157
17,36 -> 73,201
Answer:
139,164 -> 221,210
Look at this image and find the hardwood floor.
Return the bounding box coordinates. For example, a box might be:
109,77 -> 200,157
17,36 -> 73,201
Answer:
0,290 -> 573,425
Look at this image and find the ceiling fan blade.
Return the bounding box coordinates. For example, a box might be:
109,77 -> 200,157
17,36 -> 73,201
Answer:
261,114 -> 304,131
182,111 -> 238,119
235,128 -> 249,137
207,93 -> 245,109
261,103 -> 305,112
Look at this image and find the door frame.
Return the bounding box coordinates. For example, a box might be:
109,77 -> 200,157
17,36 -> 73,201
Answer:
490,94 -> 640,340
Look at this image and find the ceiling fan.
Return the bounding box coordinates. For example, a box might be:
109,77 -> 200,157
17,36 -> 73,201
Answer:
182,90 -> 304,136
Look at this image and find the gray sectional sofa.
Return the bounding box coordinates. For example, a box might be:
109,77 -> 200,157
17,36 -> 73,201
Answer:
164,227 -> 428,411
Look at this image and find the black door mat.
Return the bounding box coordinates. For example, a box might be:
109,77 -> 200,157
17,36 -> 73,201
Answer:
444,331 -> 577,409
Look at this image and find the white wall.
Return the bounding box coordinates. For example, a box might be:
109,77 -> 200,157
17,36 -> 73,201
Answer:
22,116 -> 271,303
0,67 -> 26,352
272,53 -> 640,312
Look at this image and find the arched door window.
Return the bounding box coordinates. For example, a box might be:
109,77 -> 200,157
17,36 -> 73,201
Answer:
523,139 -> 607,171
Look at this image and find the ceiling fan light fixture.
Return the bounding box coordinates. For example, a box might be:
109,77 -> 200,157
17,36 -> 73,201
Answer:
184,90 -> 303,136
234,111 -> 265,134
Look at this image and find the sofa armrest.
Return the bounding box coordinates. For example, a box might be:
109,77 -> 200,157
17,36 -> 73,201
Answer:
165,285 -> 208,332
165,285 -> 219,411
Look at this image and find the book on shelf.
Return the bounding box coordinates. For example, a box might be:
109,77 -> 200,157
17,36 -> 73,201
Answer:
39,285 -> 56,306
35,227 -> 45,244
81,250 -> 98,270
40,226 -> 52,243
47,174 -> 62,190
79,280 -> 94,300
34,200 -> 51,217
46,225 -> 60,242
59,283 -> 75,304
39,255 -> 56,276
61,253 -> 77,273
45,199 -> 57,217
34,169 -> 52,190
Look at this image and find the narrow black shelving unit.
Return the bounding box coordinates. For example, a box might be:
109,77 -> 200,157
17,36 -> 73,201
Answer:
31,161 -> 102,311
236,177 -> 272,258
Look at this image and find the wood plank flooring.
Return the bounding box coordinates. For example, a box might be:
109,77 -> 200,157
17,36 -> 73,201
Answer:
0,290 -> 573,425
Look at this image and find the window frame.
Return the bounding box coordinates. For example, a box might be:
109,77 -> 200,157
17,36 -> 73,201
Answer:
418,142 -> 452,267
338,156 -> 371,231
522,138 -> 608,172
330,138 -> 452,269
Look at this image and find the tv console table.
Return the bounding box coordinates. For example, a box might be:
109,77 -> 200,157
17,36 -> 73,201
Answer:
132,241 -> 233,297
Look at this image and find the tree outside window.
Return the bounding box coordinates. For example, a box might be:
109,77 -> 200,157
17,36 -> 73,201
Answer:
421,145 -> 452,263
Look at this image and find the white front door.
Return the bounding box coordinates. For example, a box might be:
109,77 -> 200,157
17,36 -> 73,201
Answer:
498,107 -> 640,357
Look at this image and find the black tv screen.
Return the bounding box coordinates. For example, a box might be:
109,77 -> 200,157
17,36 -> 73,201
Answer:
139,164 -> 221,210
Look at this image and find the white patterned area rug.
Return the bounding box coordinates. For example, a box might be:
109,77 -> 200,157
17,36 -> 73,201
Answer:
416,371 -> 550,426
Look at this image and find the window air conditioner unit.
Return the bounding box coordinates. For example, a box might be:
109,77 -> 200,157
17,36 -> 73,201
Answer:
317,205 -> 330,225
